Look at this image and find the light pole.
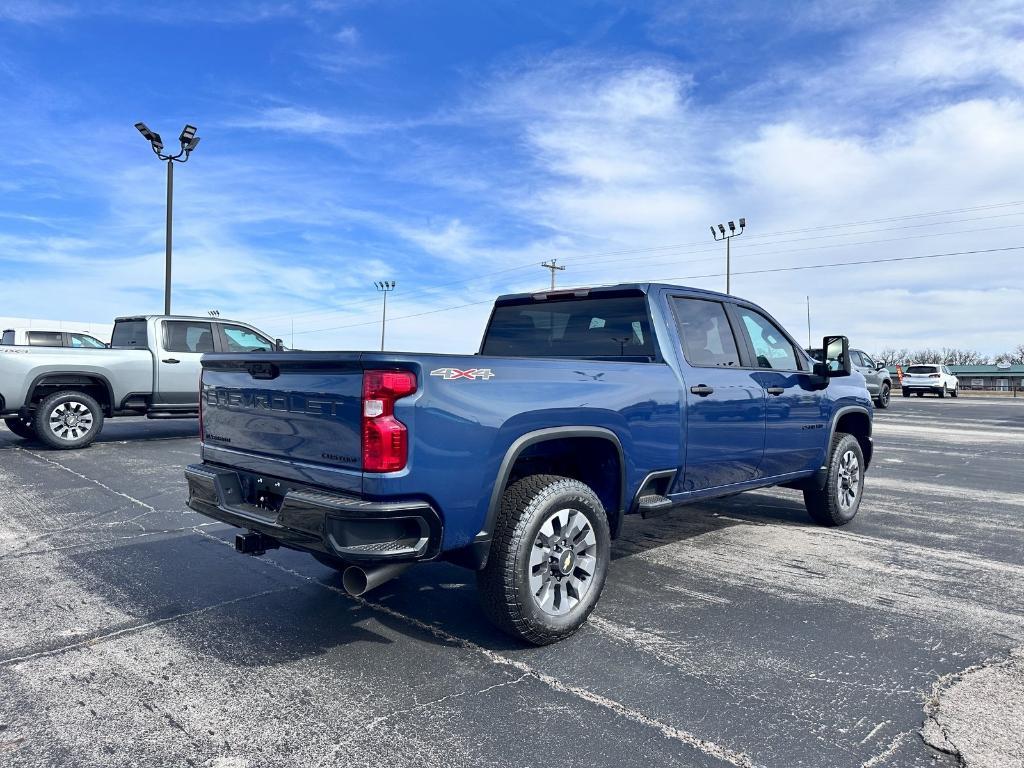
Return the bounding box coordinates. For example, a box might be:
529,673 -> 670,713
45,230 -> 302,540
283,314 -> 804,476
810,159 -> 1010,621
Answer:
134,121 -> 201,315
709,217 -> 746,294
540,259 -> 565,290
375,281 -> 395,351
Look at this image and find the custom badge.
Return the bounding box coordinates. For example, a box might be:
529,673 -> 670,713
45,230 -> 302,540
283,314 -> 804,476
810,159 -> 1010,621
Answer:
430,367 -> 496,381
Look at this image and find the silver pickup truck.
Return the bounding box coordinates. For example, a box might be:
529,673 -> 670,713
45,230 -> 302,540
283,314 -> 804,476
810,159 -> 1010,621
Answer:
1,314 -> 279,449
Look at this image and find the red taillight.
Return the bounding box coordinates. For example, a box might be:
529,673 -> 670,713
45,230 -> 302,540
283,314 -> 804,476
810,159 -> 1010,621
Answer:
362,370 -> 417,472
929,373 -> 941,378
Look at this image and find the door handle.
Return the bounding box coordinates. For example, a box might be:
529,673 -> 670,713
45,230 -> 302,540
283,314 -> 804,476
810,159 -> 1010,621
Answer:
689,384 -> 714,397
766,386 -> 785,395
162,358 -> 180,364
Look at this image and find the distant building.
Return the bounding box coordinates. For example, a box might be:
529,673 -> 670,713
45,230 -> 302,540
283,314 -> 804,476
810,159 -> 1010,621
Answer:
948,364 -> 1024,391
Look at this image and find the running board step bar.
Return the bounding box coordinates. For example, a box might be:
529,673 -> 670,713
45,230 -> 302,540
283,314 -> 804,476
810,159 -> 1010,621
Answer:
638,494 -> 673,519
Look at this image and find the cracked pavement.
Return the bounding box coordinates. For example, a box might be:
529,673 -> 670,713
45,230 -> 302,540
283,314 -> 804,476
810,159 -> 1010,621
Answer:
1,398 -> 1022,767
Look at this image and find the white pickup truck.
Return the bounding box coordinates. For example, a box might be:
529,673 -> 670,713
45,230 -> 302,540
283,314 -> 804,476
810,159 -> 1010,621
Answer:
0,314 -> 279,449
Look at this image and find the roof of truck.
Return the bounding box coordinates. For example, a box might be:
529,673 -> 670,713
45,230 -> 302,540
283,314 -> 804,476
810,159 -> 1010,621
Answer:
494,282 -> 731,304
114,315 -> 247,323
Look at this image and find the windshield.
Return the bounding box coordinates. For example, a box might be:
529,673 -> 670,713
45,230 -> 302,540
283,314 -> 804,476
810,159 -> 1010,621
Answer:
482,295 -> 656,360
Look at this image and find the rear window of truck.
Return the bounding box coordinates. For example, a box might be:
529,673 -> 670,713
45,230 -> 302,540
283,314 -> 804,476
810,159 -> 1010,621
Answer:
482,295 -> 656,361
110,320 -> 148,348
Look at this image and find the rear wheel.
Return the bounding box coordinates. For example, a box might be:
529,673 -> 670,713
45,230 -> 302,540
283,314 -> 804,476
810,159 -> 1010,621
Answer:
477,475 -> 610,645
951,386 -> 959,398
3,416 -> 35,440
902,389 -> 910,398
875,383 -> 891,409
916,392 -> 924,397
803,433 -> 864,527
33,391 -> 104,449
939,384 -> 947,398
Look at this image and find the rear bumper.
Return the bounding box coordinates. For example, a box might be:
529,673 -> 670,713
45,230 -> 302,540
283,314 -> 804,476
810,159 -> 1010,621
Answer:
901,382 -> 944,390
185,463 -> 442,563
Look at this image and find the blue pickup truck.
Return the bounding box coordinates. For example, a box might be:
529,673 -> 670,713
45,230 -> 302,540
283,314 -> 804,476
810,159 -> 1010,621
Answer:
186,283 -> 872,644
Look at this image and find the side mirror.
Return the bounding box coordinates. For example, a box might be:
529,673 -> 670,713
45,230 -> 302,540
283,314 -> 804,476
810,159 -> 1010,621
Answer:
274,338 -> 284,352
819,335 -> 852,377
875,362 -> 886,371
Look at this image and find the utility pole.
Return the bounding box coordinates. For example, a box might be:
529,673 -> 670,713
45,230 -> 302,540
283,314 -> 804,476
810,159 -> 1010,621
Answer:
709,217 -> 746,294
134,122 -> 201,315
806,296 -> 812,348
374,281 -> 395,351
540,259 -> 565,290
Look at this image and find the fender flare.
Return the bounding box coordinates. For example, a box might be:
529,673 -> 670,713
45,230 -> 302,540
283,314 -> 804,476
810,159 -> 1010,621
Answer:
810,404 -> 873,488
476,425 -> 626,541
26,370 -> 116,416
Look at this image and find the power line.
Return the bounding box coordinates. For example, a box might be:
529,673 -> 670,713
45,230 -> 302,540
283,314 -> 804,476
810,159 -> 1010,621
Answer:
291,245 -> 1023,336
253,199 -> 1024,329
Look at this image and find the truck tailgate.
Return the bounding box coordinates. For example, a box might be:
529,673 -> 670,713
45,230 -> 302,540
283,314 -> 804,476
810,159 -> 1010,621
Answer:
200,355 -> 364,490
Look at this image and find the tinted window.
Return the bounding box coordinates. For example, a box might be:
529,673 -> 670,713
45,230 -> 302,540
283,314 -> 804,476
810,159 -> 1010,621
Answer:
860,352 -> 875,368
111,320 -> 148,348
28,331 -> 63,347
1,330 -> 14,345
482,295 -> 656,360
221,324 -> 273,352
907,365 -> 938,374
671,298 -> 741,367
164,321 -> 215,353
736,308 -> 799,370
69,333 -> 105,348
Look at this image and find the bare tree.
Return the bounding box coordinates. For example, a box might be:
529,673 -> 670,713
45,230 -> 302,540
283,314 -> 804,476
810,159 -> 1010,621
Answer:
940,348 -> 989,365
911,348 -> 943,364
994,344 -> 1024,365
872,347 -> 910,367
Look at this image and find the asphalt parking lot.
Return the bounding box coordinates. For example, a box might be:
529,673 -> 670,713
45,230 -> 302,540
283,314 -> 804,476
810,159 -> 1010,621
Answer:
1,398 -> 1022,768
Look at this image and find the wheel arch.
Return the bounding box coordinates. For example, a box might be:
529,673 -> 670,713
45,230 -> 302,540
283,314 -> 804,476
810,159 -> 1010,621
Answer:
831,405 -> 872,469
462,427 -> 626,570
27,371 -> 115,416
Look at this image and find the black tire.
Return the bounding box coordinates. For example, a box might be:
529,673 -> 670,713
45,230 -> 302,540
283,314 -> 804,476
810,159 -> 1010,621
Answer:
916,392 -> 924,397
875,383 -> 891,409
803,433 -> 864,527
3,416 -> 35,440
902,389 -> 910,398
477,475 -> 610,645
939,384 -> 947,398
33,390 -> 104,449
951,386 -> 958,398
312,552 -> 349,571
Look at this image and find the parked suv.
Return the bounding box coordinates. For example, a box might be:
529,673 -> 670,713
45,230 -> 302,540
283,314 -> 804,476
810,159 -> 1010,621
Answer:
901,364 -> 959,398
807,347 -> 890,408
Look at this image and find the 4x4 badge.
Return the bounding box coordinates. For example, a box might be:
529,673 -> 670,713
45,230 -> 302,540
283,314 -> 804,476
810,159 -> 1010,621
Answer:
430,367 -> 495,381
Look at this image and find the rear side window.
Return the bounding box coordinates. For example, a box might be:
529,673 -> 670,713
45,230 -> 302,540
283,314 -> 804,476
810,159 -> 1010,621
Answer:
671,298 -> 741,367
735,308 -> 799,370
111,321 -> 148,348
220,324 -> 273,352
1,330 -> 14,345
907,365 -> 938,374
164,321 -> 215,353
27,331 -> 63,347
482,295 -> 656,360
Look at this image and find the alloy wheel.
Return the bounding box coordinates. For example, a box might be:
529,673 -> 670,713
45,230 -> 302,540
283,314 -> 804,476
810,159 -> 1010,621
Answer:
529,507 -> 599,616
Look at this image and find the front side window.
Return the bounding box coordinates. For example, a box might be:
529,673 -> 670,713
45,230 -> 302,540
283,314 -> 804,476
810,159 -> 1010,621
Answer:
69,333 -> 105,348
221,325 -> 274,352
481,295 -> 656,360
671,298 -> 741,367
736,308 -> 799,370
1,330 -> 14,345
860,352 -> 875,368
164,321 -> 215,353
27,331 -> 63,347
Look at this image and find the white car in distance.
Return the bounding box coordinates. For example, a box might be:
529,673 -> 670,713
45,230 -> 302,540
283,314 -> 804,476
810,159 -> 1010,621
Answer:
901,364 -> 959,398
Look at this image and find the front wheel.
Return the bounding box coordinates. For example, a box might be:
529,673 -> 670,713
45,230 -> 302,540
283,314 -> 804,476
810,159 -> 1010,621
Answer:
875,383 -> 891,409
803,433 -> 864,527
3,416 -> 35,440
33,391 -> 104,449
477,475 -> 610,645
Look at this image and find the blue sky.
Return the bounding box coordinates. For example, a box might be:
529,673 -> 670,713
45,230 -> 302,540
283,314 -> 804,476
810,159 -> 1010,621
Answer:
1,0 -> 1023,355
